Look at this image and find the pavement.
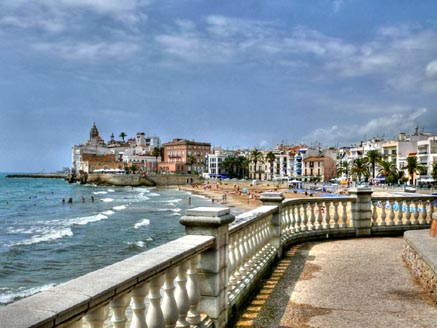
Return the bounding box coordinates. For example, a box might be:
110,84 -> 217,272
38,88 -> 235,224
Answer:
234,237 -> 437,328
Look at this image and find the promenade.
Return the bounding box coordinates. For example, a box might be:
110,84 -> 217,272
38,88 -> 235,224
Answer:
235,237 -> 437,328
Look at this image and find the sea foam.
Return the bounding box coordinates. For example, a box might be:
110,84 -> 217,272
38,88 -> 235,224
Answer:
14,228 -> 73,246
134,219 -> 150,229
0,284 -> 55,305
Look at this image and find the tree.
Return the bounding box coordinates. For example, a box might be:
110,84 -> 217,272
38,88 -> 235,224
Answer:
378,160 -> 398,184
351,158 -> 369,182
337,161 -> 351,179
186,154 -> 197,174
431,162 -> 437,182
366,150 -> 382,180
249,148 -> 264,180
236,156 -> 249,179
119,132 -> 127,142
152,146 -> 163,173
402,156 -> 425,185
265,151 -> 276,180
221,155 -> 237,178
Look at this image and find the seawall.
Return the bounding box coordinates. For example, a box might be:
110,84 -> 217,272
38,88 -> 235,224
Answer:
87,174 -> 204,186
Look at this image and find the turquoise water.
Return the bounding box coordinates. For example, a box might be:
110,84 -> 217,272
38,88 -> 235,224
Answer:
0,173 -> 214,305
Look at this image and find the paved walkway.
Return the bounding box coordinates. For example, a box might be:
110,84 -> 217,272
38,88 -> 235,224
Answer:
234,237 -> 437,328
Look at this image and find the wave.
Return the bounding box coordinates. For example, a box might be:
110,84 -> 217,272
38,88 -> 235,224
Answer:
101,198 -> 114,202
93,191 -> 107,195
102,210 -> 115,216
0,284 -> 55,305
107,189 -> 115,193
69,213 -> 108,226
171,208 -> 182,212
160,198 -> 183,203
148,193 -> 161,197
127,241 -> 146,248
14,228 -> 73,246
113,205 -> 127,211
192,194 -> 208,199
170,213 -> 181,217
134,219 -> 150,229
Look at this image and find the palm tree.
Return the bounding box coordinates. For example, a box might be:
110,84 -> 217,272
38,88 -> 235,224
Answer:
222,155 -> 237,178
249,148 -> 264,180
403,156 -> 425,185
431,162 -> 437,182
237,156 -> 249,179
378,160 -> 398,184
351,158 -> 369,182
337,161 -> 351,179
119,132 -> 127,142
265,151 -> 276,180
152,146 -> 163,173
186,154 -> 197,174
366,150 -> 382,180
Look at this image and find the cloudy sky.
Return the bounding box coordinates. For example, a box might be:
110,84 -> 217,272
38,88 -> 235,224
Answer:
1,0 -> 437,172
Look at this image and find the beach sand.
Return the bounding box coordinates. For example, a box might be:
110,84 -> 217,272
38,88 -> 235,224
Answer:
179,180 -> 320,211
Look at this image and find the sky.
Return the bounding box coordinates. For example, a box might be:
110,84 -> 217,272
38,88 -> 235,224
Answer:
1,0 -> 437,172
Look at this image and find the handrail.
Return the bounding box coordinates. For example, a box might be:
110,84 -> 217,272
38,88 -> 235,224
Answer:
0,235 -> 214,328
1,191 -> 436,328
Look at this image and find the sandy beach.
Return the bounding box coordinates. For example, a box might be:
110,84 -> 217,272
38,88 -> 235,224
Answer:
178,180 -> 319,211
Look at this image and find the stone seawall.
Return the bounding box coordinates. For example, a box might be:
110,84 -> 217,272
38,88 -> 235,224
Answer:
403,229 -> 437,304
87,174 -> 204,186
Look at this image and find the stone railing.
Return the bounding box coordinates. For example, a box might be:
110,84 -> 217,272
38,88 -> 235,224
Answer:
1,189 -> 436,328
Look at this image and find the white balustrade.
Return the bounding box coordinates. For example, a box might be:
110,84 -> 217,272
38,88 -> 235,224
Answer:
85,304 -> 110,328
111,293 -> 131,328
162,267 -> 178,327
186,255 -> 201,325
130,282 -> 149,328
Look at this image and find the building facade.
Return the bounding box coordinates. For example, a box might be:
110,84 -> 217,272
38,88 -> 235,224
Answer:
162,139 -> 211,174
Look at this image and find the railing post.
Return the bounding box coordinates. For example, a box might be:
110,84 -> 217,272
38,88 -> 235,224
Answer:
260,192 -> 285,259
349,187 -> 373,236
180,207 -> 235,328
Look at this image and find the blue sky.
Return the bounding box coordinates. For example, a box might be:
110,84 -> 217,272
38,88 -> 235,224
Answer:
1,0 -> 437,172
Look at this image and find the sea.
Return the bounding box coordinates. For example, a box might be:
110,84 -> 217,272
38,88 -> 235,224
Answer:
0,173 -> 227,306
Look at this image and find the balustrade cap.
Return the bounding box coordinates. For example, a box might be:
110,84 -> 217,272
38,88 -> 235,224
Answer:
181,207 -> 235,227
260,192 -> 284,202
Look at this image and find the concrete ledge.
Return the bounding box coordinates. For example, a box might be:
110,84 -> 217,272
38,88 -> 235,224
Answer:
403,229 -> 437,304
0,235 -> 215,328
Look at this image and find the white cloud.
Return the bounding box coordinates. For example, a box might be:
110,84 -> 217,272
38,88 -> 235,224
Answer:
426,59 -> 437,79
33,41 -> 140,60
303,108 -> 429,145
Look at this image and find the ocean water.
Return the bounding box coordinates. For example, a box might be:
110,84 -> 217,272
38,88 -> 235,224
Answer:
0,173 -> 215,306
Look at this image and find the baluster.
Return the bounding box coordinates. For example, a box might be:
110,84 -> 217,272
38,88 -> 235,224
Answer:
111,293 -> 131,328
64,320 -> 82,328
397,201 -> 404,225
186,255 -> 201,326
340,201 -> 347,228
228,235 -> 237,294
333,201 -> 339,229
388,200 -> 395,226
324,201 -> 331,229
372,201 -> 378,226
287,205 -> 295,234
380,201 -> 387,226
175,262 -> 190,328
405,199 -> 412,224
293,204 -> 301,233
301,203 -> 308,232
430,200 -> 435,223
130,282 -> 149,328
242,228 -> 252,276
412,201 -> 419,225
146,275 -> 165,328
162,267 -> 178,327
308,202 -> 315,230
238,231 -> 247,282
85,304 -> 109,328
316,202 -> 323,230
419,200 -> 426,224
